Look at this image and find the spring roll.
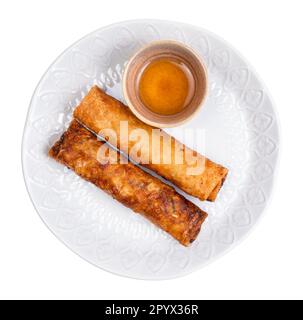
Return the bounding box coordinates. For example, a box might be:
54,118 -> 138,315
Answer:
73,86 -> 228,201
49,120 -> 207,246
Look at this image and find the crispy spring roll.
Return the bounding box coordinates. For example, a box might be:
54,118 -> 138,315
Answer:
73,86 -> 228,201
49,120 -> 207,246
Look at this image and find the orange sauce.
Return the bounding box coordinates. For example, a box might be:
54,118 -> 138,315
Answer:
138,58 -> 195,115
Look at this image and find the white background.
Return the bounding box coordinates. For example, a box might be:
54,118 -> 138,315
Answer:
0,0 -> 302,300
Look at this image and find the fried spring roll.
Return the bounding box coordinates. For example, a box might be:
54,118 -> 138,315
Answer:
73,86 -> 228,201
49,120 -> 207,246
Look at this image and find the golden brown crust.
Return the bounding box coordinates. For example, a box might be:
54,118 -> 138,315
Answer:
74,86 -> 228,201
207,175 -> 227,202
49,120 -> 207,246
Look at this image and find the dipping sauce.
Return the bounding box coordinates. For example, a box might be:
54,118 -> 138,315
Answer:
138,58 -> 195,116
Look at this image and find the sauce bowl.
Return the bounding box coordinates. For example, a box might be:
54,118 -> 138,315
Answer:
123,40 -> 208,128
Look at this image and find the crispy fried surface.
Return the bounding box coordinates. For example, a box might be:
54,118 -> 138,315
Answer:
49,120 -> 207,246
74,86 -> 228,201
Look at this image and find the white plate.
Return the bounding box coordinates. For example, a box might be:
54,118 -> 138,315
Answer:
22,20 -> 280,280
